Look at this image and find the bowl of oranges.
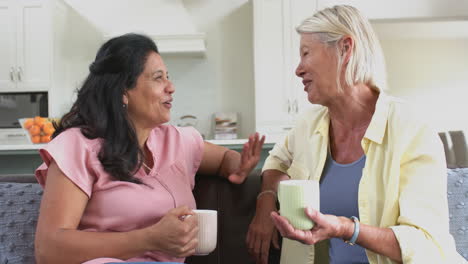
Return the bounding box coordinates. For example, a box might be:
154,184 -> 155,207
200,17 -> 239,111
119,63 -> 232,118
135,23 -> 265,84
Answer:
19,116 -> 56,144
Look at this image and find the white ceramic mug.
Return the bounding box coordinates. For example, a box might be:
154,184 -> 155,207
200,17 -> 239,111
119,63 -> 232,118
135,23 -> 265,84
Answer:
193,209 -> 217,255
278,180 -> 320,230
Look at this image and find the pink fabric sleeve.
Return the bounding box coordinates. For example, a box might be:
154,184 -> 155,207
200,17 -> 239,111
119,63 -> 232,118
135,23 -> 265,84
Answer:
35,129 -> 97,197
179,127 -> 204,188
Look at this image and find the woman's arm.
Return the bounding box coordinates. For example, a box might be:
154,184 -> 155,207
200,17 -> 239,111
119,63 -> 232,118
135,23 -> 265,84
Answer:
198,133 -> 265,184
271,208 -> 402,263
247,169 -> 290,264
35,161 -> 198,264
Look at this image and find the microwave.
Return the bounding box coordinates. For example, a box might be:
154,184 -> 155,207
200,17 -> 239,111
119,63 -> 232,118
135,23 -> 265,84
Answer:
0,92 -> 48,128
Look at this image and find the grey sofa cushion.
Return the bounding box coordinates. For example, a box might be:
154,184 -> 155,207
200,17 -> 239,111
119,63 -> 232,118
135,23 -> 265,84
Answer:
0,174 -> 37,184
447,168 -> 468,260
0,182 -> 43,264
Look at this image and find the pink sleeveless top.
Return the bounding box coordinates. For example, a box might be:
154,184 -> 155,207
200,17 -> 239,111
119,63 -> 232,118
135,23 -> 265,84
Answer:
35,125 -> 204,263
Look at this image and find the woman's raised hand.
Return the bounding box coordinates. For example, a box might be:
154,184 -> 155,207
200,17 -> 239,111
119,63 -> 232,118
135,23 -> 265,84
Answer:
227,133 -> 266,184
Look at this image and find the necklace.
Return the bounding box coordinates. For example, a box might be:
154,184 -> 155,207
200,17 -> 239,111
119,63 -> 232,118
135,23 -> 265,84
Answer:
142,162 -> 152,171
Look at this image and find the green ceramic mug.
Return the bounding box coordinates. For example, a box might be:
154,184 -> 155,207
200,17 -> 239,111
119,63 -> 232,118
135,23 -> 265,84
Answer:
278,179 -> 320,230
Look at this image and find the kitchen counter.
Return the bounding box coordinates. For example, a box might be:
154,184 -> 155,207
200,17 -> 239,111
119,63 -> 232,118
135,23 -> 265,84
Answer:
0,144 -> 45,152
1,139 -> 277,152
206,138 -> 276,150
0,139 -> 277,175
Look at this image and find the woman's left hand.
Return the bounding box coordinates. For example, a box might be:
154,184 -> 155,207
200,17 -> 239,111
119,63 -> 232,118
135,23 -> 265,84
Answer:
270,207 -> 346,245
228,133 -> 265,184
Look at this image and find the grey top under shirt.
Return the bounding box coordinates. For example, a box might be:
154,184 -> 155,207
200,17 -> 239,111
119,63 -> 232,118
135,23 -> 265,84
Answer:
320,152 -> 369,264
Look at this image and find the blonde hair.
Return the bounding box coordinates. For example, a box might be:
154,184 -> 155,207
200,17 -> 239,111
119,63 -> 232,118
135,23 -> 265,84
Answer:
296,5 -> 387,92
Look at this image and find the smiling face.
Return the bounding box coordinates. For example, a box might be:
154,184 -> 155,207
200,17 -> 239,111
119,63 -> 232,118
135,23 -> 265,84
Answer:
295,33 -> 340,106
124,52 -> 175,129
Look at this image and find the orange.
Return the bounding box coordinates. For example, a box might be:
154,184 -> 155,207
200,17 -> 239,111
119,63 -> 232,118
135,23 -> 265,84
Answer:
33,116 -> 43,123
34,116 -> 47,128
31,135 -> 41,144
23,118 -> 34,129
41,120 -> 50,129
43,123 -> 55,135
29,125 -> 41,136
40,135 -> 51,143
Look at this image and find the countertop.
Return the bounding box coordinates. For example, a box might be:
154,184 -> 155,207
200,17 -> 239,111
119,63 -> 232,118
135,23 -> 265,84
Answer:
0,139 -> 277,153
0,144 -> 45,151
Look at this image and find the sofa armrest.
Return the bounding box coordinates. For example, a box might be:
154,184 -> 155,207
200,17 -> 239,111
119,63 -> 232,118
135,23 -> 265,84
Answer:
447,168 -> 468,260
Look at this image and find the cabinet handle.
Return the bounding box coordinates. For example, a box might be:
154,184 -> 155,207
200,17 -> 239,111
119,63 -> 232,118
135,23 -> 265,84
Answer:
287,99 -> 291,114
10,67 -> 15,82
17,67 -> 23,82
294,99 -> 298,114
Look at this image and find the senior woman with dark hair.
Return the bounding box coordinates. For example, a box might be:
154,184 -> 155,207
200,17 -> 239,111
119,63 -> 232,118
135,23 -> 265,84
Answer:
34,33 -> 265,264
247,5 -> 464,264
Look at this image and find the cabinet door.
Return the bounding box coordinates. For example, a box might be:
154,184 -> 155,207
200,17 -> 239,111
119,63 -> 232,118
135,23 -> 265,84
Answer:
317,0 -> 468,20
289,0 -> 316,117
253,0 -> 296,138
16,0 -> 50,91
0,0 -> 16,92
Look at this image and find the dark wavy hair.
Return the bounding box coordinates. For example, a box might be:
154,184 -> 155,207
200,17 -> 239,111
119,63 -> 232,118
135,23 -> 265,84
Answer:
53,33 -> 159,184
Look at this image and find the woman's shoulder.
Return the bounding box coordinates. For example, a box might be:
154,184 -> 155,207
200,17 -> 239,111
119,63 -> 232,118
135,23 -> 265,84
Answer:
149,125 -> 203,165
384,95 -> 437,142
150,124 -> 202,144
385,95 -> 429,127
50,127 -> 101,152
151,124 -> 193,136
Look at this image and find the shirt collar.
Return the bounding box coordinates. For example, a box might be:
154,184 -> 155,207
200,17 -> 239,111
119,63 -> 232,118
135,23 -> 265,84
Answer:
363,92 -> 390,144
315,107 -> 330,136
312,92 -> 390,145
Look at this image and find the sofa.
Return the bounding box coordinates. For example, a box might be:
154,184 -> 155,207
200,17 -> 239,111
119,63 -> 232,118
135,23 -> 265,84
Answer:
0,167 -> 467,264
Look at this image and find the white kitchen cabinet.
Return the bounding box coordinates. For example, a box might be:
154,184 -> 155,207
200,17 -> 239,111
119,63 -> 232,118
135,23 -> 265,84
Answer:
253,0 -> 316,141
0,0 -> 101,116
317,0 -> 468,20
0,0 -> 16,92
0,0 -> 50,92
16,0 -> 51,91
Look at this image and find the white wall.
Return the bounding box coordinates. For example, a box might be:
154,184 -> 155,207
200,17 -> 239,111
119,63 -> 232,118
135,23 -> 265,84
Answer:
168,0 -> 255,139
378,37 -> 468,132
50,2 -> 102,117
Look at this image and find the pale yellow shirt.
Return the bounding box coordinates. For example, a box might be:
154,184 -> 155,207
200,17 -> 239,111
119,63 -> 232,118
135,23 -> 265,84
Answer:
263,93 -> 465,264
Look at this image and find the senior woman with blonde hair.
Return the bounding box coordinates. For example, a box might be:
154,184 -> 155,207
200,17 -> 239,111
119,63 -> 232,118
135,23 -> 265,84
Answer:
247,5 -> 464,264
